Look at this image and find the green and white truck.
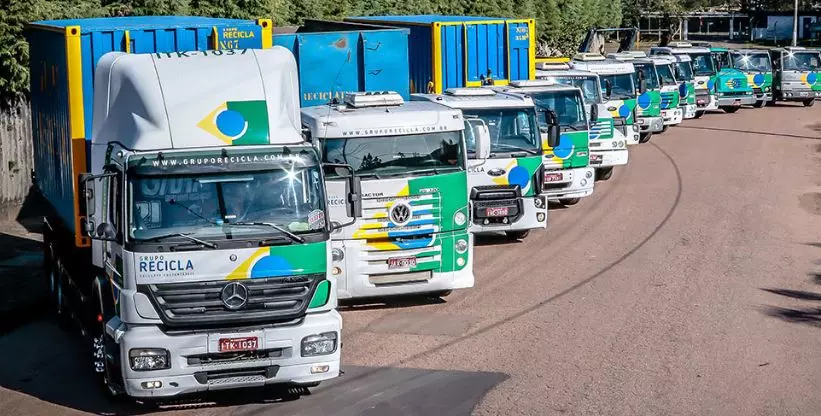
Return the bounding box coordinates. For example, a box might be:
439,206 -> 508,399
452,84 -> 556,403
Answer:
412,88 -> 549,240
646,55 -> 684,129
729,49 -> 774,107
569,53 -> 641,147
490,80 -> 596,205
39,47 -> 343,398
301,92 -> 476,299
536,63 -> 629,181
668,53 -> 698,119
607,52 -> 665,142
768,47 -> 821,106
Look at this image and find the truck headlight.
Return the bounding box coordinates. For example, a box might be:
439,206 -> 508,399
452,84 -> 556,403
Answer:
534,196 -> 544,208
585,171 -> 593,179
331,248 -> 344,262
129,348 -> 170,371
301,332 -> 338,357
764,86 -> 771,92
454,211 -> 467,226
455,239 -> 468,254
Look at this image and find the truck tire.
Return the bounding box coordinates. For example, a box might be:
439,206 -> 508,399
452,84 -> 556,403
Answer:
694,110 -> 704,119
661,125 -> 668,133
639,131 -> 652,143
803,99 -> 815,107
505,230 -> 530,241
765,100 -> 776,107
432,290 -> 453,298
752,100 -> 764,108
91,279 -> 126,400
721,106 -> 740,113
559,198 -> 580,206
50,259 -> 70,328
596,167 -> 614,181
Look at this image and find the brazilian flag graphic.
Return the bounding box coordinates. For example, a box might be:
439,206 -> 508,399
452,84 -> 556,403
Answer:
198,100 -> 269,146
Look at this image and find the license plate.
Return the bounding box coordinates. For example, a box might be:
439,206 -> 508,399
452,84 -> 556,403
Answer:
219,337 -> 258,352
544,173 -> 564,182
590,155 -> 603,164
799,91 -> 809,96
485,207 -> 509,217
388,257 -> 416,269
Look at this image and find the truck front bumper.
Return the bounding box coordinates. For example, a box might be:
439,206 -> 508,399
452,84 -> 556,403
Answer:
778,89 -> 821,101
681,103 -> 697,119
118,311 -> 342,398
661,108 -> 683,126
589,149 -> 628,168
752,90 -> 772,103
542,167 -> 595,201
470,195 -> 547,235
637,116 -> 664,133
695,92 -> 719,110
717,94 -> 756,107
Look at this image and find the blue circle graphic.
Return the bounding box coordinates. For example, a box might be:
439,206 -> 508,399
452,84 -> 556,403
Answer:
808,72 -> 817,85
753,73 -> 765,86
508,166 -> 530,188
552,135 -> 573,159
618,104 -> 631,118
637,93 -> 651,109
707,79 -> 716,91
251,255 -> 291,278
216,110 -> 245,137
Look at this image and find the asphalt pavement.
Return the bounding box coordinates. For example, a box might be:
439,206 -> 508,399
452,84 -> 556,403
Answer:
1,102 -> 820,415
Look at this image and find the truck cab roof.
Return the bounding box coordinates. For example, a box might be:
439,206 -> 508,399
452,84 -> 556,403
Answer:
536,68 -> 600,79
732,48 -> 769,55
410,88 -> 535,110
570,59 -> 635,75
301,97 -> 464,138
651,46 -> 711,55
492,82 -> 582,96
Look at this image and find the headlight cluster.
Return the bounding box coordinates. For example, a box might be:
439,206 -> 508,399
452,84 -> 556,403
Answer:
454,211 -> 467,226
455,239 -> 468,254
301,332 -> 338,357
129,348 -> 170,371
610,140 -> 625,149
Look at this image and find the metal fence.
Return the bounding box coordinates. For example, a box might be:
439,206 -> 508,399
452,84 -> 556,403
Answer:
0,101 -> 33,209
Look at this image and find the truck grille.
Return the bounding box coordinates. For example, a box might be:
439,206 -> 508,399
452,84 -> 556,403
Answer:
660,92 -> 677,109
140,274 -> 322,329
470,185 -> 523,225
590,119 -> 613,140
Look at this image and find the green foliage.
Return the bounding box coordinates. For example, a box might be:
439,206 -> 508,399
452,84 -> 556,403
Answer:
0,0 -> 629,105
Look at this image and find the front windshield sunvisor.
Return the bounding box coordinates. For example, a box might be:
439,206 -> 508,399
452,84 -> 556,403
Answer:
322,131 -> 465,178
128,147 -> 319,176
531,91 -> 587,129
462,108 -> 540,156
129,165 -> 328,243
599,74 -> 636,99
553,76 -> 602,104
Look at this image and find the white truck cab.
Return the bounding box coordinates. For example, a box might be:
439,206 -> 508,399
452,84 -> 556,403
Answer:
301,92 -> 476,300
651,43 -> 720,115
606,52 -> 666,140
536,64 -> 629,181
412,88 -> 548,240
666,53 -> 698,119
647,55 -> 685,127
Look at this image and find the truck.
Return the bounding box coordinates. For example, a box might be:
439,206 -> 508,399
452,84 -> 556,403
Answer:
535,60 -> 629,181
568,53 -> 641,146
344,15 -> 536,94
607,52 -> 665,141
650,42 -> 753,115
708,47 -> 756,112
728,49 -> 774,107
301,92 -> 476,300
29,17 -> 343,399
667,53 -> 698,119
646,55 -> 684,130
767,47 -> 821,106
488,80 -> 596,206
412,89 -> 548,240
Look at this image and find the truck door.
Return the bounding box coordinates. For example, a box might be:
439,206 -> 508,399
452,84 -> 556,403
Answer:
464,22 -> 508,87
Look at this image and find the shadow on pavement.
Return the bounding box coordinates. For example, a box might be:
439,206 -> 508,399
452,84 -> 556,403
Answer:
0,232 -> 46,334
761,246 -> 821,328
339,294 -> 446,312
677,125 -> 821,140
0,320 -> 507,416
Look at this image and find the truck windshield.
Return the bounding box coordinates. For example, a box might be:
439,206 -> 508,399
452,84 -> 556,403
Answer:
713,51 -> 731,69
552,76 -> 602,104
633,63 -> 660,89
463,108 -> 540,157
674,62 -> 694,81
782,52 -> 820,71
731,52 -> 771,72
689,52 -> 715,76
322,131 -> 464,177
129,166 -> 327,242
657,64 -> 677,85
531,90 -> 587,130
599,73 -> 636,99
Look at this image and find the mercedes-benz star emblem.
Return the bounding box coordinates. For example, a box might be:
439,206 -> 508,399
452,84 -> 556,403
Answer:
389,202 -> 412,226
220,282 -> 249,310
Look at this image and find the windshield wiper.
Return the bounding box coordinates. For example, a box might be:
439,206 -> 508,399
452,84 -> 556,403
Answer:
494,144 -> 539,155
227,222 -> 305,244
144,232 -> 218,249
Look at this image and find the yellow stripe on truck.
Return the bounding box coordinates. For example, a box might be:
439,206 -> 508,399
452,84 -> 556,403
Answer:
65,25 -> 89,248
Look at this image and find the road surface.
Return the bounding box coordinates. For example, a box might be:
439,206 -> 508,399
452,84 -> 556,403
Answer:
1,103 -> 820,415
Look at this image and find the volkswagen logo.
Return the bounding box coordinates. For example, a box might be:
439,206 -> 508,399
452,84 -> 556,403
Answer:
607,106 -> 617,111
487,168 -> 506,177
389,202 -> 412,226
220,282 -> 249,310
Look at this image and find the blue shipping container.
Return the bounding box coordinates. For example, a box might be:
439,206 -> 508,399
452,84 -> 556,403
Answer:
345,15 -> 535,94
26,16 -> 270,247
273,20 -> 410,107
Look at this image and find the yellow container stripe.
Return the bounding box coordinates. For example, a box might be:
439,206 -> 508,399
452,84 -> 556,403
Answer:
211,26 -> 219,50
124,30 -> 131,53
536,57 -> 570,63
257,19 -> 273,49
65,26 -> 89,248
432,23 -> 443,94
528,20 -> 536,80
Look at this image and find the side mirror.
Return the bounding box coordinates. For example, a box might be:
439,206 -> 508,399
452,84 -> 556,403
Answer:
590,103 -> 599,122
604,79 -> 613,98
323,163 -> 361,220
639,79 -> 647,94
81,172 -> 118,241
465,119 -> 491,160
96,223 -> 116,240
547,124 -> 561,149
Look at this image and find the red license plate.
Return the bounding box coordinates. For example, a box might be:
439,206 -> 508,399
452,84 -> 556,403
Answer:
388,257 -> 416,269
590,154 -> 603,164
219,337 -> 258,352
485,207 -> 509,217
544,173 -> 564,182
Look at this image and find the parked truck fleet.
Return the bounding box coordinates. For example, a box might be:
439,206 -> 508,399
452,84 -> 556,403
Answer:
24,15 -> 821,402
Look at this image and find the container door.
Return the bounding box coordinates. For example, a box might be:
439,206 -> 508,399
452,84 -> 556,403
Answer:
506,21 -> 532,82
464,22 -> 507,87
361,31 -> 410,98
